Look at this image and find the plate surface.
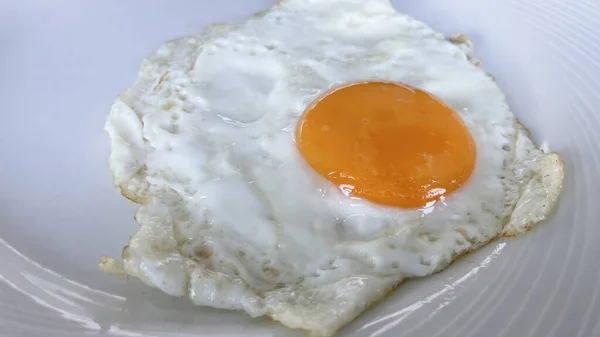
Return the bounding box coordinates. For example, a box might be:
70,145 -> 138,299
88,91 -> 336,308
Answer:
1,1 -> 599,336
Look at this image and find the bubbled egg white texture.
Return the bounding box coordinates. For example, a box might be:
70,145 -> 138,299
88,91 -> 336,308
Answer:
102,0 -> 564,336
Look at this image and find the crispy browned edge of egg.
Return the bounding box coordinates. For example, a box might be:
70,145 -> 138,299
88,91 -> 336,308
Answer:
104,3 -> 565,336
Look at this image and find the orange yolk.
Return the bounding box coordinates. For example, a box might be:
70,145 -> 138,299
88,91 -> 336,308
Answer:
296,82 -> 476,208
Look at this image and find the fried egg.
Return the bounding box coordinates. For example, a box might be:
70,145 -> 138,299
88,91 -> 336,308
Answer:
101,0 -> 564,335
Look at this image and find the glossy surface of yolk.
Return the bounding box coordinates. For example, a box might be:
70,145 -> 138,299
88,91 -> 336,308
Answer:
296,82 -> 476,208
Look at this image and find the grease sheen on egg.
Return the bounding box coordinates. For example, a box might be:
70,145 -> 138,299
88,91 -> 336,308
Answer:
102,0 -> 564,336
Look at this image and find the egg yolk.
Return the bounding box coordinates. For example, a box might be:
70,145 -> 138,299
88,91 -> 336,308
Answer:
296,82 -> 476,208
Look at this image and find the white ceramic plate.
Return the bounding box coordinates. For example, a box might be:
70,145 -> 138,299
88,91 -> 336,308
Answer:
1,1 -> 598,336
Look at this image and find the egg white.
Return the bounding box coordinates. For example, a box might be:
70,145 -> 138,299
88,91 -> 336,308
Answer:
102,0 -> 563,335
